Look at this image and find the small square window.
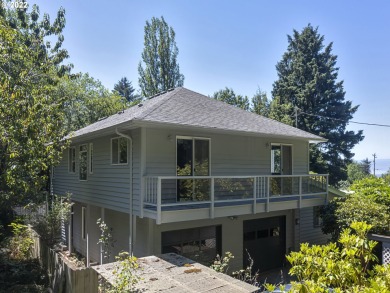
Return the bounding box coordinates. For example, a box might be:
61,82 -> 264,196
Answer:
112,137 -> 128,164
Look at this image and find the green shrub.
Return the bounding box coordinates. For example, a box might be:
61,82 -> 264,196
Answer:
32,194 -> 72,246
7,221 -> 34,260
111,251 -> 140,292
286,222 -> 390,292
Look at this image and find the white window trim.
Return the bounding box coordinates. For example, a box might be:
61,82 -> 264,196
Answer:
89,143 -> 93,174
111,137 -> 129,165
176,136 -> 211,176
79,144 -> 88,181
81,206 -> 86,241
270,143 -> 293,175
68,146 -> 76,174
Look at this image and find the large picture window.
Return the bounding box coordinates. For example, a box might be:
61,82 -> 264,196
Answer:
176,137 -> 210,201
162,226 -> 221,266
79,144 -> 88,180
111,137 -> 128,164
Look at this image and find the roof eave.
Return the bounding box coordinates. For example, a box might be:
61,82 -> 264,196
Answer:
134,119 -> 326,142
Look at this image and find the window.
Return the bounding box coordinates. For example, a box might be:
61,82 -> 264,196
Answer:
81,206 -> 86,240
68,147 -> 76,173
313,206 -> 322,228
89,143 -> 93,174
111,137 -> 128,164
271,144 -> 292,175
176,137 -> 210,201
177,137 -> 210,176
271,145 -> 281,174
79,144 -> 88,180
161,226 -> 221,266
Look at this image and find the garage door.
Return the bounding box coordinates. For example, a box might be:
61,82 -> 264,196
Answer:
243,216 -> 286,272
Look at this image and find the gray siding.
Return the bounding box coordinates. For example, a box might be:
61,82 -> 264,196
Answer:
131,128 -> 142,216
298,206 -> 329,245
53,132 -> 139,214
145,127 -> 309,177
54,126 -> 310,218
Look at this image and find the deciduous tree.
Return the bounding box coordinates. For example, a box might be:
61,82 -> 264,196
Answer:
270,25 -> 364,185
138,16 -> 184,97
0,5 -> 71,207
321,177 -> 390,240
58,73 -> 128,134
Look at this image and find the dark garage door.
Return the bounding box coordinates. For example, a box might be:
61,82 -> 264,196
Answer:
243,216 -> 286,272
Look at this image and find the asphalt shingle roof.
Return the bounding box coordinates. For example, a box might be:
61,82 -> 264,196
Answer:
70,87 -> 324,141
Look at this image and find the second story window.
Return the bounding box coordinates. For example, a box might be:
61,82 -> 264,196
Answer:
68,147 -> 76,173
112,137 -> 128,164
79,144 -> 88,180
89,143 -> 93,174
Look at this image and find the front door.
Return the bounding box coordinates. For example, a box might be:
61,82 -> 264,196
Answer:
243,216 -> 286,272
176,137 -> 210,201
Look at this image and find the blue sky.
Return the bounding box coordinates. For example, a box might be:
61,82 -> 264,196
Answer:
33,0 -> 390,164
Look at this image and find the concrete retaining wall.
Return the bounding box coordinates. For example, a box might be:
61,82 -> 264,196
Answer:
31,230 -> 98,293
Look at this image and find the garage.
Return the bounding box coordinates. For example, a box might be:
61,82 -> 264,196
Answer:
243,216 -> 286,272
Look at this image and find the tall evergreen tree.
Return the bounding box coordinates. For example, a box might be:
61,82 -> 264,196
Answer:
270,25 -> 363,185
114,77 -> 138,102
251,88 -> 270,117
138,16 -> 184,98
213,87 -> 250,110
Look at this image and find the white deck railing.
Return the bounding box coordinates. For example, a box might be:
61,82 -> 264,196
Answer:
142,174 -> 328,222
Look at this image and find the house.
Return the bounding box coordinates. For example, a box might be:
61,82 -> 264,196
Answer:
53,87 -> 330,272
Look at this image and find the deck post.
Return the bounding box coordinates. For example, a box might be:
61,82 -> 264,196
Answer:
299,176 -> 302,209
325,175 -> 329,203
157,177 -> 162,225
141,178 -> 145,219
210,177 -> 215,219
253,177 -> 257,214
266,177 -> 270,212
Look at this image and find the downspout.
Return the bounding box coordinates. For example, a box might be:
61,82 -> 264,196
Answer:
115,128 -> 134,255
